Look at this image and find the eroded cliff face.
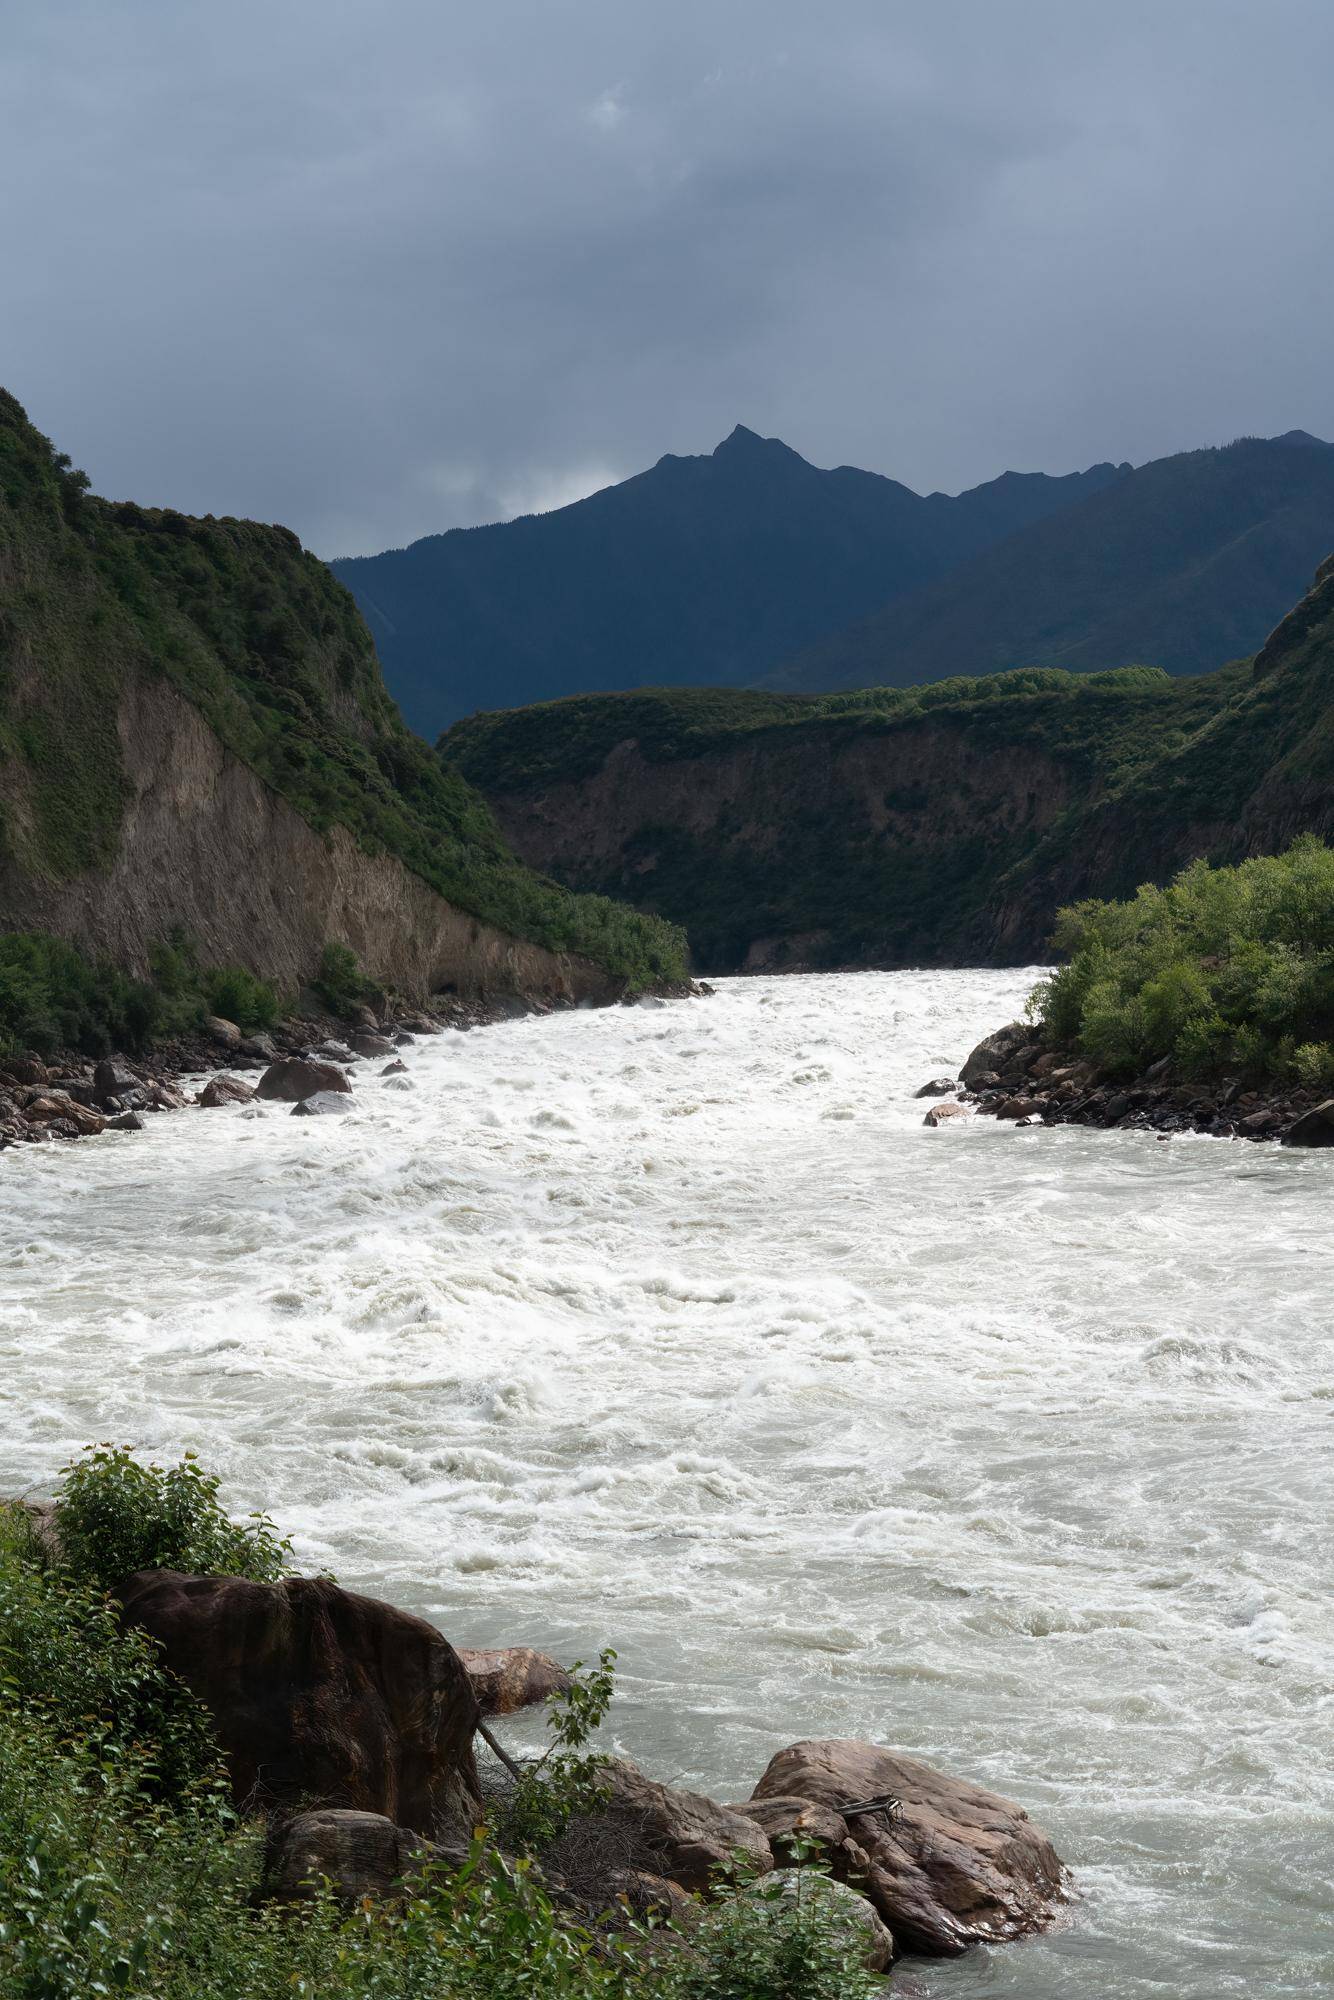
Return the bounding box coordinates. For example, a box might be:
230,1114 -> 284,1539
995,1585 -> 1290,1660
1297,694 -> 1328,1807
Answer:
0,669 -> 617,1006
481,717 -> 1086,971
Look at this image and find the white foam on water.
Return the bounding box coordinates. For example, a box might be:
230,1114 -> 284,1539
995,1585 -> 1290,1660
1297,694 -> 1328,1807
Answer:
2,969 -> 1332,1996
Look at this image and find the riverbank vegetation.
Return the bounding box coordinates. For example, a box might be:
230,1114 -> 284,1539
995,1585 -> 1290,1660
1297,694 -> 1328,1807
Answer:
1033,838 -> 1334,1083
0,1451 -> 885,1999
0,929 -> 280,1057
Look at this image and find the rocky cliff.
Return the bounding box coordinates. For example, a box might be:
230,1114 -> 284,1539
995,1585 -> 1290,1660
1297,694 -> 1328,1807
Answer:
0,391 -> 684,1002
443,558 -> 1334,972
441,670 -> 1232,969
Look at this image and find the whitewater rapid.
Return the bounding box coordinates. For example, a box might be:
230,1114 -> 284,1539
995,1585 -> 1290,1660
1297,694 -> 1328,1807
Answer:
2,970 -> 1331,1996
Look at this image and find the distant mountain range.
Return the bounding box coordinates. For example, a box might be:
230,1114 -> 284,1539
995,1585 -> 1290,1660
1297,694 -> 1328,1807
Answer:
331,429 -> 1127,733
333,426 -> 1334,736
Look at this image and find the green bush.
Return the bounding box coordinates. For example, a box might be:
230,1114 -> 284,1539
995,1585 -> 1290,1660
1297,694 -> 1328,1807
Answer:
1034,836 -> 1334,1080
56,1445 -> 292,1591
0,931 -> 158,1057
313,940 -> 382,1017
202,964 -> 279,1032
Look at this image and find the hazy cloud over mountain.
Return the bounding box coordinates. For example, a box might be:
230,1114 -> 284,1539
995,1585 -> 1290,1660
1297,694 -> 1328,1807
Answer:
5,0 -> 1333,556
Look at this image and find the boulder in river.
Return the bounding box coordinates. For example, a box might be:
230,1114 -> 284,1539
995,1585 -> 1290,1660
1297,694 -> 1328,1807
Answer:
456,1645 -> 571,1716
197,1073 -> 257,1108
22,1092 -> 106,1136
256,1057 -> 352,1103
292,1091 -> 354,1117
923,1102 -> 969,1127
93,1058 -> 140,1105
353,1031 -> 397,1057
1283,1099 -> 1334,1146
117,1571 -> 481,1834
749,1739 -> 1065,1956
914,1077 -> 958,1098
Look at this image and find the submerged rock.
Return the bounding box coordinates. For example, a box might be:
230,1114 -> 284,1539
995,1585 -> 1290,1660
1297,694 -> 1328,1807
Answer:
914,1077 -> 958,1097
750,1739 -> 1065,1956
923,1102 -> 969,1127
292,1091 -> 353,1116
118,1571 -> 481,1834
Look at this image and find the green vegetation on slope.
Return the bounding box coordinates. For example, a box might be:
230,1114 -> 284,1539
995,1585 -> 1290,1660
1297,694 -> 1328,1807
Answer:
443,666 -> 1239,968
0,391 -> 685,990
1033,839 -> 1334,1084
0,929 -> 279,1058
0,1452 -> 882,2000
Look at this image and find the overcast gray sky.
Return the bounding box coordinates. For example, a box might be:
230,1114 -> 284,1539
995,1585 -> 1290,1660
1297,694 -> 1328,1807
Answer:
5,1 -> 1333,557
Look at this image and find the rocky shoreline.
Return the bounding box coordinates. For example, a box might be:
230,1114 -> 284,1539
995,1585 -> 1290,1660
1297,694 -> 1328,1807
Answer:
9,1498 -> 1068,1977
918,1020 -> 1334,1145
0,982 -> 698,1151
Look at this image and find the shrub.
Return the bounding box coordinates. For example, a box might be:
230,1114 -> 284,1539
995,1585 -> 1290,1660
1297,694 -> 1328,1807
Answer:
55,1445 -> 292,1591
1033,837 -> 1334,1080
488,1648 -> 617,1854
202,963 -> 279,1032
313,940 -> 382,1017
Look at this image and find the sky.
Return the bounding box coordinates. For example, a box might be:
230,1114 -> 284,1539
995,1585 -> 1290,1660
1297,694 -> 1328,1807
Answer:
4,0 -> 1334,559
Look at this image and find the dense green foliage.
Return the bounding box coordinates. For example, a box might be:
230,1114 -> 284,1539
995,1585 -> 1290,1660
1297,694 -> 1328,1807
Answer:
57,1445 -> 293,1590
0,929 -> 280,1057
0,391 -> 686,992
773,432 -> 1334,694
312,941 -> 383,1017
0,1453 -> 884,1998
1034,839 -> 1334,1082
335,421 -> 1123,734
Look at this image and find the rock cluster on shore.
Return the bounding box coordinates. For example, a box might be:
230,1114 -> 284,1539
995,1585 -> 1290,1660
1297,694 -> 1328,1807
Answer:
920,1020 -> 1334,1144
97,1557 -> 1067,1973
0,986 -> 601,1151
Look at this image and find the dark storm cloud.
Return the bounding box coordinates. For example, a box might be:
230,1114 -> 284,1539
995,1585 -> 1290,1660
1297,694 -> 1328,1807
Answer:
4,0 -> 1333,556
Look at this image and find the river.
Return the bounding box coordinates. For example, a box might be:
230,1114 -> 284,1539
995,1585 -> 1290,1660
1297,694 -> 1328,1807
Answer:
2,970 -> 1331,1996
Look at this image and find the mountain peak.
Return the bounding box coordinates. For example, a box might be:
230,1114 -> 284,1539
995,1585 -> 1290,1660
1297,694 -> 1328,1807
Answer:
1268,428 -> 1332,450
713,424 -> 805,465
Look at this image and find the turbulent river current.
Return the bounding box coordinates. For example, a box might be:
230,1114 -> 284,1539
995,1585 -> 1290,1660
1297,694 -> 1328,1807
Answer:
3,970 -> 1331,1996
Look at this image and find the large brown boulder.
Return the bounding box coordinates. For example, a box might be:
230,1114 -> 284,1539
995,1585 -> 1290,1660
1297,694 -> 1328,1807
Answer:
256,1058 -> 351,1103
594,1759 -> 772,1894
456,1646 -> 571,1716
1283,1099 -> 1334,1145
197,1073 -> 257,1108
960,1023 -> 1033,1089
750,1740 -> 1065,1956
118,1571 -> 480,1836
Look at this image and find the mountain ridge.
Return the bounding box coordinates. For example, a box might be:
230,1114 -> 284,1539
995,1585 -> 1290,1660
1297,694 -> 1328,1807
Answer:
332,431 -> 1127,733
